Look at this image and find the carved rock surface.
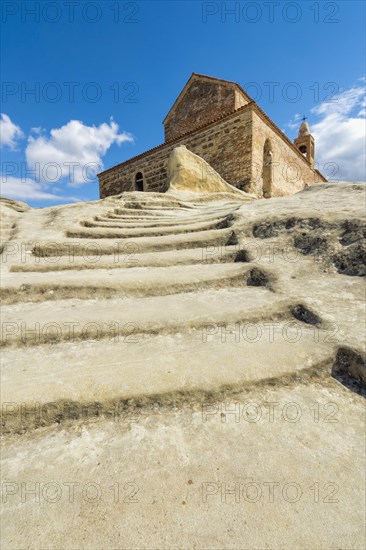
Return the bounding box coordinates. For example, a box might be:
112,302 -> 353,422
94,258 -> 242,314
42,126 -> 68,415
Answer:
167,145 -> 255,198
0,182 -> 365,550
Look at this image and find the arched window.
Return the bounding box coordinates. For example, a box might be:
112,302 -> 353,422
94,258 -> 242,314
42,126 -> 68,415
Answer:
135,172 -> 144,191
299,145 -> 307,156
262,139 -> 273,198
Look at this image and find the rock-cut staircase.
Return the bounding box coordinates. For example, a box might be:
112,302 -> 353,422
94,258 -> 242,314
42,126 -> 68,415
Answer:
3,187 -> 363,434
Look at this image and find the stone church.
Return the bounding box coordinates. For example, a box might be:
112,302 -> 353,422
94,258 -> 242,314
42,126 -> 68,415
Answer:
98,73 -> 326,198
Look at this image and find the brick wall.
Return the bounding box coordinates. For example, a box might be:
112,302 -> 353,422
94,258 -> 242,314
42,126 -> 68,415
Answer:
163,78 -> 249,142
99,108 -> 253,198
98,104 -> 325,199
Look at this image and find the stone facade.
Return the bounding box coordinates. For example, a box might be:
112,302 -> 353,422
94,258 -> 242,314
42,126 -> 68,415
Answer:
99,106 -> 253,197
163,74 -> 251,142
98,74 -> 326,199
249,108 -> 323,197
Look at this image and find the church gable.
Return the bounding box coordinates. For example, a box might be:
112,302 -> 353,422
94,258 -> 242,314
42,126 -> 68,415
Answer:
163,73 -> 250,142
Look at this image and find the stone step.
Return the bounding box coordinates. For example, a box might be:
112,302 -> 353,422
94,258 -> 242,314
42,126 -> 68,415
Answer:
105,210 -> 177,218
9,244 -> 240,272
100,211 -> 234,223
1,287 -> 290,347
120,199 -> 241,209
67,218 -> 232,239
115,205 -> 196,213
104,205 -> 238,219
92,213 -> 230,227
0,323 -> 334,432
0,262 -> 265,304
119,202 -> 239,211
101,206 -> 230,215
30,227 -> 236,257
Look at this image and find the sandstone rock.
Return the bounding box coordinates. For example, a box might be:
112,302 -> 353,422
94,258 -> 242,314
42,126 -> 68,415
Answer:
166,145 -> 255,198
0,181 -> 365,549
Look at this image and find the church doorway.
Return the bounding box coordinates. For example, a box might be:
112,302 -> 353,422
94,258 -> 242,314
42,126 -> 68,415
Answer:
262,139 -> 273,198
135,172 -> 144,191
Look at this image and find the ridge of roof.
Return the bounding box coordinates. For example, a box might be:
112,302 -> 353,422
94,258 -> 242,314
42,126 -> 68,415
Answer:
191,72 -> 252,99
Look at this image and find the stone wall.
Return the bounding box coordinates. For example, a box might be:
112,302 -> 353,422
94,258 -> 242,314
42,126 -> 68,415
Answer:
99,107 -> 253,198
98,103 -> 326,199
163,77 -> 249,142
249,109 -> 326,197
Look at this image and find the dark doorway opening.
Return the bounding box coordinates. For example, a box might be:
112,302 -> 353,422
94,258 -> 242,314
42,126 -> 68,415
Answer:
135,172 -> 144,191
262,139 -> 273,198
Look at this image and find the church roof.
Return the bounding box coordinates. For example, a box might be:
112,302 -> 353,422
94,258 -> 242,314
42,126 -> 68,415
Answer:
162,73 -> 253,124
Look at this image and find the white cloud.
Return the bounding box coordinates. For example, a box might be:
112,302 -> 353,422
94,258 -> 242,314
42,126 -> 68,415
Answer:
0,176 -> 79,202
310,80 -> 365,181
26,118 -> 133,186
30,126 -> 44,135
0,114 -> 24,150
284,113 -> 302,132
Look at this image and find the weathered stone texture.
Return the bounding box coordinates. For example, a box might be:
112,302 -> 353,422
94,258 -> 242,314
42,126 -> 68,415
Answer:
167,145 -> 253,197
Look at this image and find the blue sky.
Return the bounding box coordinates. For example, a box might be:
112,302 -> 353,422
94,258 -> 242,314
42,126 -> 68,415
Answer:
1,0 -> 365,206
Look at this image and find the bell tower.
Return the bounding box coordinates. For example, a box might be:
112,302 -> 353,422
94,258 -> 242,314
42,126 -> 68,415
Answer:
294,117 -> 315,168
